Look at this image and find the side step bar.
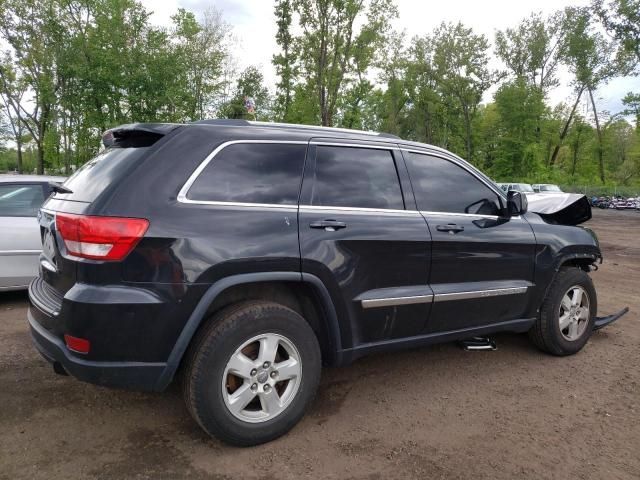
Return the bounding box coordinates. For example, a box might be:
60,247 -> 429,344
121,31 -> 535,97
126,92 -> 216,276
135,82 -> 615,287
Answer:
593,307 -> 629,331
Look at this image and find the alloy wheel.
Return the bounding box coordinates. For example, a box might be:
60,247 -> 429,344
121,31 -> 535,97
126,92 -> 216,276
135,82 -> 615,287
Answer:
222,333 -> 302,423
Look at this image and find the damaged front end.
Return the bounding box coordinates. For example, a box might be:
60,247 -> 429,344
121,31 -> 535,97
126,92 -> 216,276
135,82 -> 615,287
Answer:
594,307 -> 629,331
527,193 -> 592,226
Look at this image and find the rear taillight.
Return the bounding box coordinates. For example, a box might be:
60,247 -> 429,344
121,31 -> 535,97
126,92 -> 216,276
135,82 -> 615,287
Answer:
55,213 -> 149,261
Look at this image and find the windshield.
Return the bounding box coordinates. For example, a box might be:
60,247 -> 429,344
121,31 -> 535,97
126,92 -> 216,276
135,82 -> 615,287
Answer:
515,184 -> 534,192
540,184 -> 561,192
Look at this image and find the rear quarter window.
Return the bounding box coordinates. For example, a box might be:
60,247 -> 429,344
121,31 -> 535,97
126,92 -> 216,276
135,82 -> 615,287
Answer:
186,143 -> 307,205
57,147 -> 150,203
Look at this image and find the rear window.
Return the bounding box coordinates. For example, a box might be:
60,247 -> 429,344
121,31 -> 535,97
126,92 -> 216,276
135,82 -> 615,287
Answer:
0,184 -> 45,217
57,148 -> 149,202
187,143 -> 306,205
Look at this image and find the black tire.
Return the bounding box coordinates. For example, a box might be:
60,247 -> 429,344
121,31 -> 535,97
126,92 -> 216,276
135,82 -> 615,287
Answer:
529,267 -> 597,356
182,301 -> 321,446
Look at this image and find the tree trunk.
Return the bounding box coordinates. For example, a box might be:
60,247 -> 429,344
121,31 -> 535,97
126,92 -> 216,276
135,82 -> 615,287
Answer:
37,143 -> 44,175
549,86 -> 584,166
588,88 -> 605,184
16,137 -> 23,174
463,104 -> 472,160
571,127 -> 583,176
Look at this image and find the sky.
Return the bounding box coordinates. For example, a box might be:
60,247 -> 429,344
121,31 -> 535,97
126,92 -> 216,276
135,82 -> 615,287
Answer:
139,0 -> 639,116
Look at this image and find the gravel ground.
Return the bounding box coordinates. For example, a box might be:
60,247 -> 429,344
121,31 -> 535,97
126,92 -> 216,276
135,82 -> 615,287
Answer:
1,208 -> 638,480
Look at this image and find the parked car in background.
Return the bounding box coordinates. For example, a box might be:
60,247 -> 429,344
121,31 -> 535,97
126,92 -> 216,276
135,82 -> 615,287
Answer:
613,198 -> 638,210
0,175 -> 66,290
532,184 -> 563,193
497,183 -> 535,194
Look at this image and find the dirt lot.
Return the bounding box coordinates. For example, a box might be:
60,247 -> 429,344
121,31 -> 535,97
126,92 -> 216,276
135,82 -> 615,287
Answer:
1,208 -> 638,480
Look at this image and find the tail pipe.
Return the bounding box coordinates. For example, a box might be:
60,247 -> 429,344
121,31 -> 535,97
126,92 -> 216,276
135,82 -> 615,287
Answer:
593,307 -> 629,331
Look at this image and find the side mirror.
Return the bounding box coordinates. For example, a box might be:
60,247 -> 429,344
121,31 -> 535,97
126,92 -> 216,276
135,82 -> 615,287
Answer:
507,190 -> 528,216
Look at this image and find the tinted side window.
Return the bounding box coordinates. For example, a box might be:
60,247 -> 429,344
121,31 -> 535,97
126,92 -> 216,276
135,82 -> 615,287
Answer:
311,146 -> 404,210
188,143 -> 306,204
405,153 -> 502,215
0,184 -> 45,217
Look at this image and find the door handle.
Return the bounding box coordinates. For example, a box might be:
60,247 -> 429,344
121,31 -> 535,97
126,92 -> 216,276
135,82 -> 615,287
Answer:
436,223 -> 464,233
309,220 -> 347,232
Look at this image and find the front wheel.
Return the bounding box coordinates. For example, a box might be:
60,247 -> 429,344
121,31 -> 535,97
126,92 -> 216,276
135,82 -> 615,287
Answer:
529,267 -> 597,356
182,301 -> 321,446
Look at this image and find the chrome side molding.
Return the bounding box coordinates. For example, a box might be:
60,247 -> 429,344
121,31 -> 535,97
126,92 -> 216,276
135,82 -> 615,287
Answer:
361,294 -> 434,309
359,285 -> 529,309
433,287 -> 528,303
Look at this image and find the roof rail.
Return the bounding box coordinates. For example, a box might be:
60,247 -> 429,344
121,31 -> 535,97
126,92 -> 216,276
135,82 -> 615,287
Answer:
191,119 -> 400,139
247,121 -> 400,139
191,119 -> 250,127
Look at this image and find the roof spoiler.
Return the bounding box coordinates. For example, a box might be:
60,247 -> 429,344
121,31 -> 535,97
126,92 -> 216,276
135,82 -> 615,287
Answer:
102,123 -> 180,148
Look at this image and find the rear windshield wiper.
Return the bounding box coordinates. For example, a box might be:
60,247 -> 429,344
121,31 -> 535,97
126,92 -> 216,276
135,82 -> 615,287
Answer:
49,182 -> 73,194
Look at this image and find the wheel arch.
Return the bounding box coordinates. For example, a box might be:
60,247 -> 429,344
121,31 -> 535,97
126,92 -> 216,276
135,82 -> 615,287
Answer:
535,252 -> 600,315
154,272 -> 342,391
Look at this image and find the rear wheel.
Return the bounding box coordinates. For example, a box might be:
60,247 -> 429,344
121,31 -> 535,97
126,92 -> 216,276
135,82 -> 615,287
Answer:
529,267 -> 597,356
182,301 -> 321,446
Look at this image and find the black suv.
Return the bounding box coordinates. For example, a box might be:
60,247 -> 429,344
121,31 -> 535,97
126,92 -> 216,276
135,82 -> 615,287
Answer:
29,120 -> 605,445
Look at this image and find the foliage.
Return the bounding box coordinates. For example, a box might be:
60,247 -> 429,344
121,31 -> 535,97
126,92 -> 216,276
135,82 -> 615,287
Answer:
274,0 -> 397,126
495,11 -> 564,93
0,0 -> 638,188
593,0 -> 640,66
0,0 -> 234,173
219,66 -> 272,121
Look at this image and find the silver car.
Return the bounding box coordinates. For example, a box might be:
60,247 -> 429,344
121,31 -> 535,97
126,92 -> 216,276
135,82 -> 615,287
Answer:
496,183 -> 535,194
0,174 -> 66,290
532,184 -> 563,193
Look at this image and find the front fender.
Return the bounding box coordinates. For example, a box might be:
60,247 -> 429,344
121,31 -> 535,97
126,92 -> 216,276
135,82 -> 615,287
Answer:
525,213 -> 602,316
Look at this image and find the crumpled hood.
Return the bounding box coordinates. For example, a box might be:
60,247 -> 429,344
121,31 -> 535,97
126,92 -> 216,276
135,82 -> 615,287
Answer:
526,193 -> 592,226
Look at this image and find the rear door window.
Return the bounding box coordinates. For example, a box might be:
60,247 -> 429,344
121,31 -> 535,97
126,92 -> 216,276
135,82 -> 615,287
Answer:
310,146 -> 404,210
0,184 -> 45,217
187,143 -> 306,205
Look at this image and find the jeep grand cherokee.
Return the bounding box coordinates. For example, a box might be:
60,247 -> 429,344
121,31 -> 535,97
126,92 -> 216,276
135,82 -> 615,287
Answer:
29,120 -> 613,445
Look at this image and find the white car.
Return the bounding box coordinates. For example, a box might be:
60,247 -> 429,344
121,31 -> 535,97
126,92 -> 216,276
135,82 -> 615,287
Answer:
532,184 -> 563,193
0,175 -> 66,290
496,183 -> 535,194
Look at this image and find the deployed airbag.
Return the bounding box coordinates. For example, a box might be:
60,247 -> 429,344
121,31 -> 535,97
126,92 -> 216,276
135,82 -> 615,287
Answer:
526,193 -> 592,226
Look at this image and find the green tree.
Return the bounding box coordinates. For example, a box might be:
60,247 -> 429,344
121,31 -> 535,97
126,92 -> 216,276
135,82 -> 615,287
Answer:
0,0 -> 60,173
622,92 -> 640,130
495,11 -> 564,93
273,0 -> 296,121
593,0 -> 640,64
289,0 -> 397,126
566,115 -> 591,177
220,66 -> 271,121
431,22 -> 499,161
561,6 -> 619,183
171,8 -> 231,120
491,79 -> 546,178
0,58 -> 27,173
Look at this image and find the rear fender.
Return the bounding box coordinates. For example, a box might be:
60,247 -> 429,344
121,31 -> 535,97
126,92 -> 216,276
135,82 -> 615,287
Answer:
153,272 -> 341,391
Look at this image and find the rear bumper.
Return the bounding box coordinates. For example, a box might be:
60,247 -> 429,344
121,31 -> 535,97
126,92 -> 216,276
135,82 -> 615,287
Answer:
29,308 -> 166,391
